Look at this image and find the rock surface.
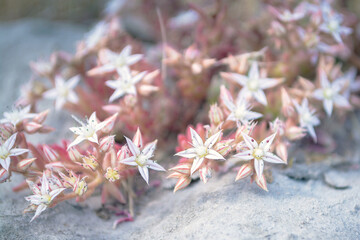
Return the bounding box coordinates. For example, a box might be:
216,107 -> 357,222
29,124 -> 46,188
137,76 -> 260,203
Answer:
0,19 -> 360,240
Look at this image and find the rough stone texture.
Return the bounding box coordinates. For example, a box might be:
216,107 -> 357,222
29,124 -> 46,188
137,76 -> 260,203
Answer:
0,19 -> 360,240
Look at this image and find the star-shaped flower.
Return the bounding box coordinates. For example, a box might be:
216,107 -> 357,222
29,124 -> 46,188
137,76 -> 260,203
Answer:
175,128 -> 225,175
313,70 -> 350,116
43,75 -> 80,111
0,105 -> 36,127
25,173 -> 65,222
0,133 -> 29,171
95,45 -> 143,74
225,61 -> 283,105
233,132 -> 286,178
120,130 -> 165,184
222,91 -> 262,126
68,112 -> 107,149
293,98 -> 320,142
319,13 -> 352,43
105,67 -> 147,102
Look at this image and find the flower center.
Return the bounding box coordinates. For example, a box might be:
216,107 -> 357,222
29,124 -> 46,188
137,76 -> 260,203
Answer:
58,85 -> 69,97
115,57 -> 126,68
328,20 -> 339,32
302,112 -> 312,124
196,146 -> 208,158
247,79 -> 259,91
40,194 -> 52,204
252,148 -> 264,160
82,126 -> 95,138
234,105 -> 246,120
136,154 -> 148,166
323,88 -> 334,99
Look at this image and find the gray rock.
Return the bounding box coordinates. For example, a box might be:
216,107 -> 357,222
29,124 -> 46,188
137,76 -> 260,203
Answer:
323,170 -> 351,189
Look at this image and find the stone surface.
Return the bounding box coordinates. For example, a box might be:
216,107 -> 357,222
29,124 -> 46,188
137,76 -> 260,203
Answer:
0,19 -> 360,240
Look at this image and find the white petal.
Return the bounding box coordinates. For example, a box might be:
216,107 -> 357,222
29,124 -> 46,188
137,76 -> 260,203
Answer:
88,134 -> 99,144
120,156 -> 137,166
10,148 -> 29,156
41,173 -> 49,194
43,89 -> 58,99
320,70 -> 330,88
306,124 -> 317,142
232,150 -> 254,161
254,159 -> 264,178
105,80 -> 120,90
67,75 -> 80,89
313,89 -> 324,100
126,54 -> 143,65
253,89 -> 268,105
147,160 -> 166,171
67,136 -> 86,150
120,45 -> 132,57
109,89 -> 125,102
333,94 -> 350,107
244,111 -> 263,121
191,157 -> 204,175
0,157 -> 10,171
189,127 -> 204,147
143,140 -> 157,158
323,99 -> 333,116
30,204 -> 47,222
263,152 -> 285,164
248,61 -> 260,79
241,132 -> 258,150
259,78 -> 281,89
231,73 -> 248,86
125,136 -> 140,156
4,133 -> 17,150
49,188 -> 66,201
67,91 -> 79,104
204,131 -> 222,148
174,148 -> 197,159
259,133 -> 277,152
138,166 -> 149,184
131,71 -> 147,84
206,149 -> 225,160
55,97 -> 66,111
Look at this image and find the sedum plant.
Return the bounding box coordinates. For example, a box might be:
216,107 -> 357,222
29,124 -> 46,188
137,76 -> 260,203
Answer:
1,0 -> 360,226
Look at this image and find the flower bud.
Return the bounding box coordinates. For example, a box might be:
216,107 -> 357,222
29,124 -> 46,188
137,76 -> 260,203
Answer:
43,145 -> 58,162
117,145 -> 130,162
286,126 -> 306,141
33,109 -> 50,124
132,128 -> 143,148
214,139 -> 233,156
24,122 -> 42,134
209,104 -> 224,126
253,173 -> 268,191
68,147 -> 82,162
199,165 -> 212,183
99,135 -> 115,152
173,176 -> 191,193
235,163 -> 253,181
17,158 -> 36,170
101,113 -> 118,134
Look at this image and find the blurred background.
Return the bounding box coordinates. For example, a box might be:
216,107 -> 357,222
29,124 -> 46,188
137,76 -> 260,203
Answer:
0,0 -> 107,23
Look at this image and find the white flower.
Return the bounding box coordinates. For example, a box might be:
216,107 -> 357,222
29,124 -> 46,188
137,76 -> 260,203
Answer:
313,70 -> 350,116
68,112 -> 107,150
0,133 -> 29,171
98,46 -> 143,74
43,75 -> 80,110
222,92 -> 262,126
294,98 -> 320,142
120,135 -> 165,184
233,132 -> 286,178
0,105 -> 36,126
175,128 -> 225,175
338,67 -> 360,99
25,173 -> 65,222
319,13 -> 352,43
228,61 -> 282,105
105,67 -> 146,102
278,9 -> 305,22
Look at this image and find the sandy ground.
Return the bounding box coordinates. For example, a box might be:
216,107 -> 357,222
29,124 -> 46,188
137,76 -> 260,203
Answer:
0,19 -> 359,240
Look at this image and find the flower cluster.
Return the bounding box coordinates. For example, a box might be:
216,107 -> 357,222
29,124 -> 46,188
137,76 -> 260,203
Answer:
1,0 -> 359,226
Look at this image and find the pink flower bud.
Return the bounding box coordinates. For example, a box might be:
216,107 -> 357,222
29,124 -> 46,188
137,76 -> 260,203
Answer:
99,135 -> 115,152
209,104 -> 224,126
101,113 -> 118,134
0,168 -> 9,183
286,126 -> 307,141
199,165 -> 212,183
235,163 -> 253,181
214,140 -> 233,156
17,158 -> 36,170
281,88 -> 294,117
169,163 -> 191,175
132,128 -> 143,148
68,147 -> 82,162
174,176 -> 191,193
33,109 -> 49,124
24,122 -> 42,134
138,85 -> 159,96
117,145 -> 130,162
43,145 -> 58,162
253,173 -> 268,191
